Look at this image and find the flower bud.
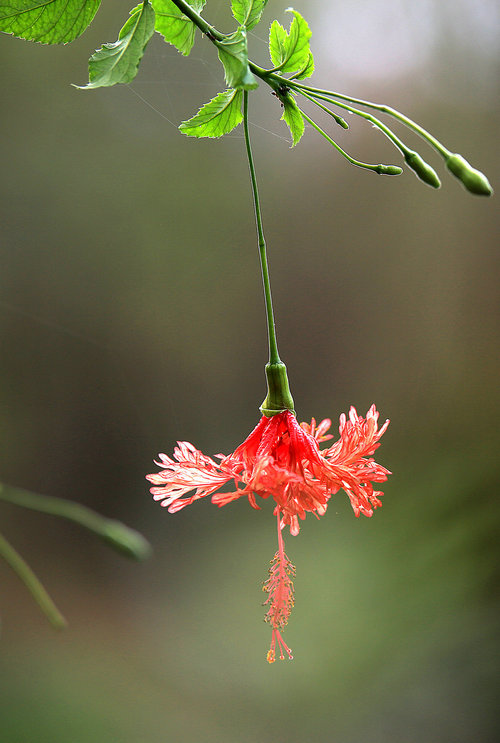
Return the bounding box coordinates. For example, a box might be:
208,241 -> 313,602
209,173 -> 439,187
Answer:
404,150 -> 441,189
375,164 -> 403,176
446,153 -> 493,196
334,114 -> 349,130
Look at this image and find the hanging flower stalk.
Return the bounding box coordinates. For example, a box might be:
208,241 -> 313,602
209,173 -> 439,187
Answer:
147,90 -> 391,661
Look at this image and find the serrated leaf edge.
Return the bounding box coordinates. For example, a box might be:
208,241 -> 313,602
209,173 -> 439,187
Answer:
75,2 -> 153,89
179,88 -> 243,138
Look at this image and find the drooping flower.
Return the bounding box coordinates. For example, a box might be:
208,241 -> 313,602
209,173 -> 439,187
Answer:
147,405 -> 389,533
147,404 -> 390,661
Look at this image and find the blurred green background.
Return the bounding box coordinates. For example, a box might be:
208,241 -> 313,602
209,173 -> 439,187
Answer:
1,1 -> 499,741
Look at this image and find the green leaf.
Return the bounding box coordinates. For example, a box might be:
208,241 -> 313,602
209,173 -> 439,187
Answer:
268,8 -> 311,74
268,20 -> 287,67
152,0 -> 205,56
179,89 -> 243,138
77,3 -> 155,89
216,26 -> 258,90
281,94 -> 304,146
0,0 -> 101,44
231,0 -> 268,31
293,50 -> 314,80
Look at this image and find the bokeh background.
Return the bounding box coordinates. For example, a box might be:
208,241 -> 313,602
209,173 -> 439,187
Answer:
1,1 -> 499,741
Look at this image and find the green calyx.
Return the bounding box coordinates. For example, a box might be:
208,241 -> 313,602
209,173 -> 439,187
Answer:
260,362 -> 295,417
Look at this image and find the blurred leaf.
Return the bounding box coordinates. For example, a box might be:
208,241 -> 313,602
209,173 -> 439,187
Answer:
152,0 -> 205,56
231,0 -> 268,31
179,88 -> 243,138
76,2 -> 155,89
0,484 -> 152,562
0,0 -> 101,44
217,27 -> 258,90
268,8 -> 312,74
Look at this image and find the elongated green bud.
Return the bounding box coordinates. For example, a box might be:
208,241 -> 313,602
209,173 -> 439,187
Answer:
261,362 -> 295,417
375,164 -> 403,176
333,113 -> 349,130
446,153 -> 493,196
405,150 -> 441,189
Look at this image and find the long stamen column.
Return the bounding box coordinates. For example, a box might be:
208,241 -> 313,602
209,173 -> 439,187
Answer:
263,510 -> 296,663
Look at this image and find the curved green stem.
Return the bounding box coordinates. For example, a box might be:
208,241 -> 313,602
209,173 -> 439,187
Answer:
296,92 -> 349,129
288,81 -> 450,158
297,88 -> 408,154
243,91 -> 280,366
0,531 -> 67,629
295,88 -> 439,187
299,108 -> 401,175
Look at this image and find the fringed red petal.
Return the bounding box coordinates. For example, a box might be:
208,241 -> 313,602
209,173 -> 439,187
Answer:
147,406 -> 390,533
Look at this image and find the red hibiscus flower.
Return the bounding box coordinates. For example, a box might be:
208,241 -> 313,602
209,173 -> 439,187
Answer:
147,404 -> 390,661
147,405 -> 389,533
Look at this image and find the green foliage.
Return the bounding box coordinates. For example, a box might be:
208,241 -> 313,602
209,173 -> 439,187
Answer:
268,8 -> 312,75
231,0 -> 268,31
280,95 -> 304,147
1,0 -> 490,190
77,3 -> 155,89
216,27 -> 258,90
152,0 -> 205,56
293,51 -> 314,80
0,0 -> 100,44
268,20 -> 287,67
179,88 -> 243,137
